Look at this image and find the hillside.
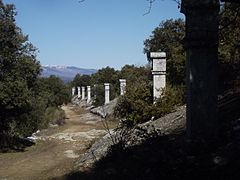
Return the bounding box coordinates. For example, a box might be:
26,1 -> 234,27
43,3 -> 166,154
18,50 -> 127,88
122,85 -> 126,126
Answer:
41,65 -> 97,82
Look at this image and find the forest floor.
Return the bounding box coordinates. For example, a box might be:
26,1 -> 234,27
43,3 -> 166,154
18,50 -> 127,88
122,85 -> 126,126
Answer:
0,104 -> 118,180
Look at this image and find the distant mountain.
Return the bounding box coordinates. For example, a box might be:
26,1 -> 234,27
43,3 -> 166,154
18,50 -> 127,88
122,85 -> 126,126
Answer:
41,65 -> 97,82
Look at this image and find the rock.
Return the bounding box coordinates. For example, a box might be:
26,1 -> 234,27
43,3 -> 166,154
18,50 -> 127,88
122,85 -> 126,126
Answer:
76,106 -> 186,169
33,129 -> 107,142
72,95 -> 93,108
64,150 -> 80,159
90,98 -> 118,118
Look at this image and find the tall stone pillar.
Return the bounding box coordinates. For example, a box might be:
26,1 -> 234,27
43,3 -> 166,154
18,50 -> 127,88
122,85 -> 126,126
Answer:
81,86 -> 85,100
119,79 -> 126,95
87,86 -> 91,103
104,83 -> 110,104
181,0 -> 220,140
149,52 -> 166,102
77,86 -> 81,98
72,87 -> 75,97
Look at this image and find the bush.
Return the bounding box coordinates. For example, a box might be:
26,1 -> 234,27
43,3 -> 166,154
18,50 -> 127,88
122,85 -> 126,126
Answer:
44,107 -> 66,126
152,85 -> 184,119
114,82 -> 184,126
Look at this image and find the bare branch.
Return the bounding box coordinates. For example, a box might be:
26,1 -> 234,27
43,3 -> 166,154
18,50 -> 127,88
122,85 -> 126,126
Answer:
143,0 -> 156,16
143,0 -> 181,16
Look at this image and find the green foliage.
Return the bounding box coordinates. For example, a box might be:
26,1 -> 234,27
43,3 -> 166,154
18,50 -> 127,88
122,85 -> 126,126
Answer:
72,73 -> 92,87
40,75 -> 71,107
0,1 -> 70,141
114,76 -> 184,126
0,1 -> 41,136
44,107 -> 66,126
92,84 -> 105,106
219,3 -> 240,64
114,81 -> 153,125
152,85 -> 184,119
92,66 -> 120,98
119,64 -> 152,83
144,18 -> 185,86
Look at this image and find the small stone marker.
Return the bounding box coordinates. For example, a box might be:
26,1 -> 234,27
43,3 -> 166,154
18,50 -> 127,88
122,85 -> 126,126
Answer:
149,52 -> 166,102
72,87 -> 75,97
77,86 -> 81,98
104,83 -> 110,104
87,86 -> 91,103
93,84 -> 97,100
81,86 -> 85,100
119,79 -> 126,95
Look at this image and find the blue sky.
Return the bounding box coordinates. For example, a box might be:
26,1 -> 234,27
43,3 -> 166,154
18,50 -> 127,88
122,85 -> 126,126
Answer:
3,0 -> 183,70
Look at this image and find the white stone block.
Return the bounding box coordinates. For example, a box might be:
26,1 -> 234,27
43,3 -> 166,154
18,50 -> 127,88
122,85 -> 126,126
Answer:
81,87 -> 85,100
119,79 -> 126,95
87,86 -> 91,103
150,52 -> 166,59
77,86 -> 81,98
104,83 -> 110,104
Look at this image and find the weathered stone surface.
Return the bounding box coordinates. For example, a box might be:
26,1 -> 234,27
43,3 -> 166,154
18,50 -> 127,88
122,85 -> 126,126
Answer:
150,52 -> 166,102
72,87 -> 75,97
119,79 -> 126,95
104,83 -> 110,104
77,106 -> 186,169
90,98 -> 118,118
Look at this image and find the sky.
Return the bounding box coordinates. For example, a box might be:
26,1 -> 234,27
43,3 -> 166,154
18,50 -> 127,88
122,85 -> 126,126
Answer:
3,0 -> 183,70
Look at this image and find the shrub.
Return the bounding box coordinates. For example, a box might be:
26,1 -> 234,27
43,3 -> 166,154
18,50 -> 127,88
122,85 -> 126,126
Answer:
44,107 -> 66,126
114,82 -> 184,126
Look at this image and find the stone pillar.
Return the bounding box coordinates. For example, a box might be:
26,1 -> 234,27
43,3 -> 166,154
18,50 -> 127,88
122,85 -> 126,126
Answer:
93,84 -> 97,100
87,86 -> 91,103
181,0 -> 220,140
149,52 -> 166,102
77,86 -> 81,98
81,86 -> 85,100
72,87 -> 75,97
119,79 -> 126,95
104,83 -> 110,104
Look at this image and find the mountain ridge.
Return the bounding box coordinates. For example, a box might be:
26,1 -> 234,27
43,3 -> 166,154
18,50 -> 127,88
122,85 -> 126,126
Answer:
41,65 -> 98,82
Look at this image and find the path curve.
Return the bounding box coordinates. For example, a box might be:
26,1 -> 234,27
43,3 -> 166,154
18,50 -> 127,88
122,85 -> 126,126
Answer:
0,105 -> 116,180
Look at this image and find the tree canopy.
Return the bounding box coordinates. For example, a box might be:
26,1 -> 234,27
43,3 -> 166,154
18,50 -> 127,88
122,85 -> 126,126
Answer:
144,18 -> 185,86
0,1 -> 71,141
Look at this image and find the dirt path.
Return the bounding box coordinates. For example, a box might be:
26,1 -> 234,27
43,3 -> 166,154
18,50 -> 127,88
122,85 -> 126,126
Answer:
0,105 -> 117,180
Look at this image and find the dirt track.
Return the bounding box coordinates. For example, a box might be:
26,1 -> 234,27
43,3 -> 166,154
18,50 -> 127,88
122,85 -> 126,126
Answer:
0,105 -> 117,180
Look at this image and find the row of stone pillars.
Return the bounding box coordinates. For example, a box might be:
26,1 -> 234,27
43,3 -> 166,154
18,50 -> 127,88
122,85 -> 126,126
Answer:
72,79 -> 127,105
72,52 -> 167,105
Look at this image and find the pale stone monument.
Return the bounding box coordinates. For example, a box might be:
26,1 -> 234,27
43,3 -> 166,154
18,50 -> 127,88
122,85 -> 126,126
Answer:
149,52 -> 166,102
87,86 -> 91,103
77,86 -> 81,98
81,86 -> 85,100
72,87 -> 75,97
104,83 -> 110,104
119,79 -> 126,95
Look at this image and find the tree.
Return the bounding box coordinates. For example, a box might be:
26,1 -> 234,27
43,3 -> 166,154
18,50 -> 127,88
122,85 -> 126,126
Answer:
40,75 -> 71,107
119,64 -> 152,83
0,0 -> 42,136
144,18 -> 185,86
219,3 -> 240,63
91,66 -> 120,102
72,73 -> 92,87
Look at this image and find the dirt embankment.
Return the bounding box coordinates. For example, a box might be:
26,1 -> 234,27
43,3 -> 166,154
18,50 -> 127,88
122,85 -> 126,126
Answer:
0,105 -> 117,180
